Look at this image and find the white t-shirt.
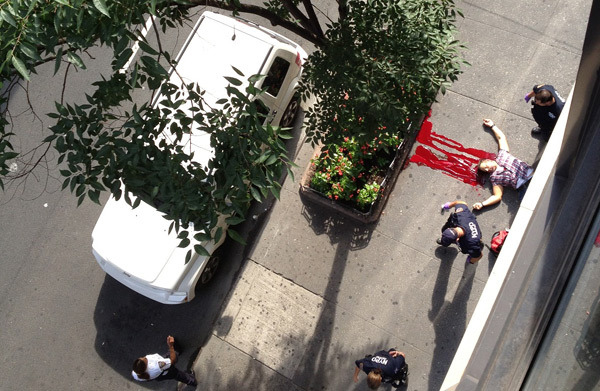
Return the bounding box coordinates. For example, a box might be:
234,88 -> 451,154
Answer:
132,353 -> 171,381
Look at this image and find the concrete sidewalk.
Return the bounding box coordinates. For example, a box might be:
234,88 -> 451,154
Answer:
191,1 -> 592,390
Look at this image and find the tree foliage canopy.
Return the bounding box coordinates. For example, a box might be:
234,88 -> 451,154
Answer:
0,0 -> 465,254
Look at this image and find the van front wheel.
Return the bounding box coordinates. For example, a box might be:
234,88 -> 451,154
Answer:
280,96 -> 300,128
199,254 -> 220,285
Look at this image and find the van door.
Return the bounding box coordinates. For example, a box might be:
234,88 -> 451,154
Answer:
257,50 -> 298,124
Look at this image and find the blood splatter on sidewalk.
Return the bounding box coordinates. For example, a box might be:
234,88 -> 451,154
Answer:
409,113 -> 495,186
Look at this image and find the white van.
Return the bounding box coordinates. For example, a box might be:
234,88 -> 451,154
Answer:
91,11 -> 307,304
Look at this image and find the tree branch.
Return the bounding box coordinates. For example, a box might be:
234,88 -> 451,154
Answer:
302,0 -> 324,38
337,0 -> 348,21
184,0 -> 325,46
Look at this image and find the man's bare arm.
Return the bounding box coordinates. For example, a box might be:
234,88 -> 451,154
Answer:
483,119 -> 510,152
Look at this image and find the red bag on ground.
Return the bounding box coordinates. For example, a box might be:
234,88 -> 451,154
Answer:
491,230 -> 509,254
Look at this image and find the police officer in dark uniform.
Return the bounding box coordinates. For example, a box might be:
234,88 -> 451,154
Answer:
437,200 -> 483,264
353,348 -> 408,389
524,84 -> 565,139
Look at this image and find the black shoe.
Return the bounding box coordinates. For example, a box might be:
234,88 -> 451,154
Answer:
188,370 -> 197,386
531,126 -> 542,134
436,238 -> 442,245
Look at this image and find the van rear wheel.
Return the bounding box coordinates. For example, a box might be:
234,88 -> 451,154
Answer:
199,254 -> 220,285
280,96 -> 300,128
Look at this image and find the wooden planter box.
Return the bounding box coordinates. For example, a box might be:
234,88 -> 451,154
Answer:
299,114 -> 425,224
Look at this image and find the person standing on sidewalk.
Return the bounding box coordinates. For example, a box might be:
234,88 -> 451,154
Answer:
131,335 -> 197,387
524,84 -> 565,138
353,348 -> 408,389
473,119 -> 534,210
437,200 -> 483,264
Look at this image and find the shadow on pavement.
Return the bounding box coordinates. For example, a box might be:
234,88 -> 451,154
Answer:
92,230 -> 248,390
427,251 -> 476,391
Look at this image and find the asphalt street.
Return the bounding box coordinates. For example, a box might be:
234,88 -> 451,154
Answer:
0,8 -> 260,391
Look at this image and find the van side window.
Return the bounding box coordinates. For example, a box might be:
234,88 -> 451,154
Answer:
263,57 -> 290,97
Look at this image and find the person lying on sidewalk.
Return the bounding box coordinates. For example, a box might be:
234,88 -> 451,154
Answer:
353,348 -> 409,389
438,200 -> 483,264
473,119 -> 534,210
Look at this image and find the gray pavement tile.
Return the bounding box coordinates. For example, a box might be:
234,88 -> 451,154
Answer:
458,0 -> 591,54
450,16 -> 579,114
290,299 -> 426,391
219,261 -> 325,379
459,0 -> 557,37
543,0 -> 594,52
193,334 -> 303,391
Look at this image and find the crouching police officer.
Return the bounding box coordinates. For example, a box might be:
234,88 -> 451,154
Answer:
437,200 -> 483,264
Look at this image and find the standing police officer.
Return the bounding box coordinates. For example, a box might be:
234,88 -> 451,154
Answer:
437,200 -> 483,264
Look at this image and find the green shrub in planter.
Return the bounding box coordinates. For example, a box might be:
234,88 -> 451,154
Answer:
310,132 -> 402,212
300,0 -> 465,148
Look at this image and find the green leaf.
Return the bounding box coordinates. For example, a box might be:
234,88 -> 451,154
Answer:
224,76 -> 242,86
265,154 -> 278,166
132,197 -> 141,209
138,41 -> 158,56
141,55 -> 167,77
194,244 -> 210,257
66,52 -> 86,69
178,238 -> 191,248
227,228 -> 246,245
11,56 -> 30,81
0,9 -> 17,28
88,190 -> 101,204
270,185 -> 280,200
194,232 -> 211,241
114,48 -> 133,70
214,227 -> 223,243
19,42 -> 42,62
225,215 -> 245,225
250,186 -> 262,202
231,66 -> 244,77
93,0 -> 110,17
54,47 -> 63,75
